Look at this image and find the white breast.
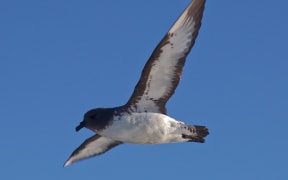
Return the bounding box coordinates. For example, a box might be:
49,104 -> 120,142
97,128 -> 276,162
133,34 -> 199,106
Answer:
99,113 -> 186,144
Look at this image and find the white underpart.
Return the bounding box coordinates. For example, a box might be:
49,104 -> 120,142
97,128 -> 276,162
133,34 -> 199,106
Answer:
136,15 -> 196,112
99,113 -> 194,144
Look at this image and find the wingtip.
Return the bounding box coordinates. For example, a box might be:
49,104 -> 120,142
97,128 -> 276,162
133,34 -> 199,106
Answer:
63,159 -> 72,167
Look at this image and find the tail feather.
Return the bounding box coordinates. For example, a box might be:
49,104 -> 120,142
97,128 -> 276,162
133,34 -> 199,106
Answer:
182,125 -> 209,143
195,125 -> 209,138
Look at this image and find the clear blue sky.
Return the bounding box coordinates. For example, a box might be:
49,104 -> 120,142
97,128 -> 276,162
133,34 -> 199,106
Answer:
1,0 -> 287,179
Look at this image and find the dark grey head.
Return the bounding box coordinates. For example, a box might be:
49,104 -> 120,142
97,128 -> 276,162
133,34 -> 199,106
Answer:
75,108 -> 115,132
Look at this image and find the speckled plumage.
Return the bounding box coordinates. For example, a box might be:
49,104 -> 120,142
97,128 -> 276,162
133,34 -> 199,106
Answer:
64,0 -> 208,167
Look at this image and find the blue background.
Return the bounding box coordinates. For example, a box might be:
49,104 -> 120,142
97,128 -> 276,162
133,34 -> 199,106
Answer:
1,0 -> 287,179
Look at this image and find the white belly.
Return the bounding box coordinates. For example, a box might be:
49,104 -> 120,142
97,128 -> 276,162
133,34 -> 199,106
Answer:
98,112 -> 187,144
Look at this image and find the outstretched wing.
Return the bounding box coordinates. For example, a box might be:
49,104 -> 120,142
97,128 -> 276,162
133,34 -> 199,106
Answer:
125,0 -> 206,114
64,134 -> 122,166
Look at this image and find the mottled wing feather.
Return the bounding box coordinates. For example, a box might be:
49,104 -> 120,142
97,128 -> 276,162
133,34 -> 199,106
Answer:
125,0 -> 206,114
64,134 -> 122,166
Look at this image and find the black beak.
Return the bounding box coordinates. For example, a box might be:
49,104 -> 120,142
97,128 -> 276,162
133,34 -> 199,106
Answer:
75,121 -> 85,132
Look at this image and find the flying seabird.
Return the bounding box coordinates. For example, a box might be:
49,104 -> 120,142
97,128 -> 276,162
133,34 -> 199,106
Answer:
64,0 -> 208,167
